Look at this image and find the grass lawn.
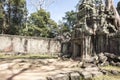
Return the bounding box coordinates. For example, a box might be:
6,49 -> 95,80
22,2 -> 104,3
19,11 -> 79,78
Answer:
0,53 -> 58,59
92,75 -> 120,80
101,65 -> 120,72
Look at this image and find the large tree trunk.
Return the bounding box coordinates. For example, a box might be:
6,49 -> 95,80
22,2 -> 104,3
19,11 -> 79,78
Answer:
117,1 -> 120,15
105,0 -> 120,30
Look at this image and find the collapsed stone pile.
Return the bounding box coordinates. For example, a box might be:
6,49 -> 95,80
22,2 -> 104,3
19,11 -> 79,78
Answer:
47,67 -> 103,80
82,52 -> 120,67
96,53 -> 120,67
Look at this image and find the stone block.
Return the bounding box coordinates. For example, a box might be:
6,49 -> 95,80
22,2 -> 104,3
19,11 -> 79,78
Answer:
81,71 -> 92,79
91,71 -> 103,77
84,67 -> 100,72
70,72 -> 81,80
47,74 -> 69,80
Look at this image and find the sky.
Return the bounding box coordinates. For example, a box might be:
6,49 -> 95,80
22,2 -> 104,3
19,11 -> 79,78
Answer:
27,0 -> 119,23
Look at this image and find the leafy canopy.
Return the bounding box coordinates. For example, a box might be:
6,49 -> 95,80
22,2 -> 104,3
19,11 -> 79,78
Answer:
23,9 -> 57,38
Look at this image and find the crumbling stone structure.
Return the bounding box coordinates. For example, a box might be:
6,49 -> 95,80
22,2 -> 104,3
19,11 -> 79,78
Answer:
62,0 -> 120,59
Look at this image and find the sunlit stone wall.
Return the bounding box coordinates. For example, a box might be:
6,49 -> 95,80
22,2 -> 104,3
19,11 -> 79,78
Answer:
0,35 -> 61,55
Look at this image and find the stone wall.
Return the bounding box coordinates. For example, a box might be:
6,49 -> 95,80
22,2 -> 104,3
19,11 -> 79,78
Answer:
95,33 -> 120,55
0,35 -> 61,55
64,33 -> 120,58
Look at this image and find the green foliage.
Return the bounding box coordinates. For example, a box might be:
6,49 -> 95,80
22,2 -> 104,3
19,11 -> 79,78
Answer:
57,21 -> 70,35
0,13 -> 4,19
30,9 -> 50,28
0,0 -> 5,33
21,9 -> 57,38
0,53 -> 57,59
63,10 -> 77,31
92,75 -> 120,80
56,9 -> 77,36
7,0 -> 27,34
0,0 -> 119,37
0,0 -> 27,35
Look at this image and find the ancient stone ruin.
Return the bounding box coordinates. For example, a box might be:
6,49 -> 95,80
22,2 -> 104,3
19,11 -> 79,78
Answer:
62,0 -> 120,60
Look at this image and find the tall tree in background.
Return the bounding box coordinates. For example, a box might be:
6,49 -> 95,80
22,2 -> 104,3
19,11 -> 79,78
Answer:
63,10 -> 77,32
56,10 -> 77,38
20,0 -> 58,38
0,0 -> 6,33
57,21 -> 70,35
22,9 -> 57,38
5,0 -> 27,35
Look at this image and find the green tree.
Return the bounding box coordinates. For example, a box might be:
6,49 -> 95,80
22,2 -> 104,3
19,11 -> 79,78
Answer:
5,0 -> 27,35
57,21 -> 70,35
63,10 -> 77,31
23,9 -> 57,38
0,0 -> 6,34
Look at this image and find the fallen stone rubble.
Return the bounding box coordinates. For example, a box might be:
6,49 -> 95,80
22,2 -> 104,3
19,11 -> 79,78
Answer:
47,67 -> 103,80
0,53 -> 120,80
0,59 -> 104,80
47,66 -> 120,80
96,53 -> 120,67
83,52 -> 120,67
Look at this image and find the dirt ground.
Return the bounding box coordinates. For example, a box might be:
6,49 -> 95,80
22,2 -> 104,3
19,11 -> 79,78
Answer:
0,59 -> 80,80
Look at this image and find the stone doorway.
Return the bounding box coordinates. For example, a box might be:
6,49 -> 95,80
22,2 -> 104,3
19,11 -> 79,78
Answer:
73,43 -> 82,58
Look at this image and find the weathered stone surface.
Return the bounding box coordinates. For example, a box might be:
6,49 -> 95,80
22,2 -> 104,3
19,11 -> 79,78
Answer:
100,69 -> 108,75
0,59 -> 117,80
14,76 -> 47,80
81,71 -> 92,79
98,53 -> 107,65
12,59 -> 28,63
84,67 -> 100,72
0,35 -> 61,55
118,57 -> 120,60
48,74 -> 69,80
81,63 -> 97,68
70,72 -> 80,80
0,63 -> 15,70
110,61 -> 117,66
91,71 -> 103,77
104,53 -> 116,59
111,70 -> 120,75
104,61 -> 110,66
116,62 -> 120,67
37,78 -> 47,80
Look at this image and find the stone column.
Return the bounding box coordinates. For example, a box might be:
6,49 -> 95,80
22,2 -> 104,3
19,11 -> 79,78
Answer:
72,43 -> 78,58
82,36 -> 92,59
119,39 -> 120,54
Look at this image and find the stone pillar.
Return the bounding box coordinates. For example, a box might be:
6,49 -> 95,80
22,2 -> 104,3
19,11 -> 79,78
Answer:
72,43 -> 78,58
82,35 -> 85,59
82,36 -> 92,59
97,35 -> 104,53
119,39 -> 120,54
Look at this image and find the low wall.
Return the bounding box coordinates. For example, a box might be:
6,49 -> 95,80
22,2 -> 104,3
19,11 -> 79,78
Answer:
0,35 -> 61,55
